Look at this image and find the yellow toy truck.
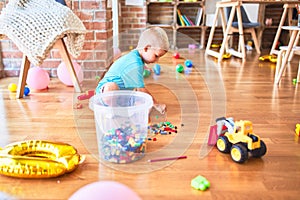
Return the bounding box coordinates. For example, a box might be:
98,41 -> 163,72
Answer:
216,120 -> 267,163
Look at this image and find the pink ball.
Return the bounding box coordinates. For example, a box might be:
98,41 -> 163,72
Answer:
69,181 -> 141,200
26,67 -> 50,90
57,61 -> 83,86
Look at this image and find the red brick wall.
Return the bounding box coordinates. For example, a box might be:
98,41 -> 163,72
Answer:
118,0 -> 146,52
0,0 -> 114,79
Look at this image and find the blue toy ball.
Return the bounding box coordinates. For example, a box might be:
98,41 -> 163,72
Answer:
184,60 -> 193,68
153,64 -> 161,75
24,87 -> 30,96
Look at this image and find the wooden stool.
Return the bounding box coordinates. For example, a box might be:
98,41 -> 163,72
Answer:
275,46 -> 300,84
270,4 -> 296,56
16,38 -> 82,99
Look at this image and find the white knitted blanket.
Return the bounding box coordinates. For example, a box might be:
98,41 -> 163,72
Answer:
0,0 -> 86,66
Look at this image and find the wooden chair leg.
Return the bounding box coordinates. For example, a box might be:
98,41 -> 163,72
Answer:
250,28 -> 261,55
16,55 -> 31,99
54,38 -> 82,93
288,32 -> 300,62
275,49 -> 284,84
297,59 -> 300,83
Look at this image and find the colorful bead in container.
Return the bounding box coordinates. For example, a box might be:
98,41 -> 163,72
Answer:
100,123 -> 147,163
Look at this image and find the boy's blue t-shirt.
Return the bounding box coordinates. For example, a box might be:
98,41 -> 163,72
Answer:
96,50 -> 145,93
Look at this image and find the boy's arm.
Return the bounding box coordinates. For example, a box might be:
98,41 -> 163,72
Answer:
135,87 -> 166,114
135,87 -> 158,104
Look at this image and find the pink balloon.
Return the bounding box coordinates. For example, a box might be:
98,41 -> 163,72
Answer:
57,61 -> 83,86
26,67 -> 50,90
69,181 -> 141,200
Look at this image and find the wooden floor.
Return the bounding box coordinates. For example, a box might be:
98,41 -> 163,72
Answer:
0,49 -> 299,199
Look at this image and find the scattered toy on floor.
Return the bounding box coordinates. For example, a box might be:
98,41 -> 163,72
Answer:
176,64 -> 184,73
77,90 -> 95,100
173,52 -> 180,59
296,124 -> 300,136
8,83 -> 17,92
148,121 -> 178,141
143,68 -> 151,77
24,86 -> 30,96
191,175 -> 210,191
216,120 -> 267,164
153,64 -> 161,75
184,59 -> 193,68
259,54 -> 277,63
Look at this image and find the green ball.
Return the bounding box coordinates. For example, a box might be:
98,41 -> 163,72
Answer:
293,78 -> 297,85
143,69 -> 151,77
176,64 -> 184,73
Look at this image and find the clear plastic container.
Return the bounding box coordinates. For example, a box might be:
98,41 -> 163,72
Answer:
91,90 -> 153,163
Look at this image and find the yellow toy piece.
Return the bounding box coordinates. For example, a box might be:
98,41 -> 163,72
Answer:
211,44 -> 221,48
216,120 -> 267,163
296,124 -> 300,136
222,53 -> 231,59
259,54 -> 277,63
0,140 -> 84,178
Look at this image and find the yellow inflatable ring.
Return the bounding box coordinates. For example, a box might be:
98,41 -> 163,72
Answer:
0,140 -> 84,178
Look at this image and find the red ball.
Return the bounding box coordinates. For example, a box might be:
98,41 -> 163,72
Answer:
173,52 -> 180,59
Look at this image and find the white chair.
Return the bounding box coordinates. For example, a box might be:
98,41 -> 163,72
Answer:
225,5 -> 261,55
275,46 -> 300,84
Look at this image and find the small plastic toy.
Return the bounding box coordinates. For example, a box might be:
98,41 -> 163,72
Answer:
222,53 -> 231,59
293,78 -> 298,85
143,68 -> 151,77
77,90 -> 94,100
184,60 -> 193,68
173,52 -> 180,59
211,44 -> 221,48
24,87 -> 30,96
176,64 -> 184,73
295,124 -> 300,136
153,64 -> 161,75
216,120 -> 267,163
191,175 -> 210,191
8,83 -> 17,92
259,54 -> 277,63
148,121 -> 177,136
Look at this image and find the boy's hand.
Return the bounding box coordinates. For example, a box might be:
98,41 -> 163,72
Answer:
153,103 -> 166,115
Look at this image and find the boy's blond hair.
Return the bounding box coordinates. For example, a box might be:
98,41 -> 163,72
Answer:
136,27 -> 169,51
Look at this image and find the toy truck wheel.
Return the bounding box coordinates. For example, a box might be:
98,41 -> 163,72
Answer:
230,144 -> 248,163
251,140 -> 267,158
216,136 -> 231,153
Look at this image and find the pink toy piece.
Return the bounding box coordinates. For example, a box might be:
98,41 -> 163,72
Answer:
77,90 -> 94,100
208,125 -> 218,146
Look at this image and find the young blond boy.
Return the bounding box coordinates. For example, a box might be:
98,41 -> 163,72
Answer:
95,27 -> 169,113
